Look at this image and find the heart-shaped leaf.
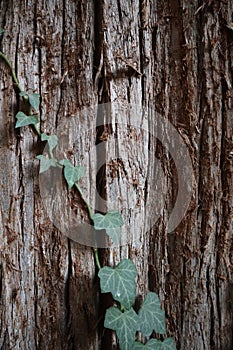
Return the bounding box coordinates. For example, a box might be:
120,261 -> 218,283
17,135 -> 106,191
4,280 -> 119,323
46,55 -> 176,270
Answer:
28,93 -> 40,111
92,211 -> 124,230
138,292 -> 166,336
15,112 -> 39,128
36,155 -> 57,173
59,159 -> 85,190
41,133 -> 58,153
104,307 -> 138,350
98,259 -> 137,309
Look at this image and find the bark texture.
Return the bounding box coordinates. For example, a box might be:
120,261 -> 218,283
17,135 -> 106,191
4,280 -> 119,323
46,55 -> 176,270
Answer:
0,0 -> 232,349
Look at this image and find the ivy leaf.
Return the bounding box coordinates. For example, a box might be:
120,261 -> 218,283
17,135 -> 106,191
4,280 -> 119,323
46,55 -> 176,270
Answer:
159,338 -> 176,350
132,338 -> 176,350
28,93 -> 40,111
19,91 -> 27,97
104,307 -> 138,350
106,227 -> 121,244
92,211 -> 124,230
41,133 -> 58,153
98,259 -> 137,309
59,159 -> 85,190
138,292 -> 166,336
15,112 -> 39,128
132,339 -> 163,349
36,155 -> 57,173
0,28 -> 4,35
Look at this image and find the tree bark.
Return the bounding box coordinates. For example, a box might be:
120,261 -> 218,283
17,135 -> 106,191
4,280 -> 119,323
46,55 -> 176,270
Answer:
0,0 -> 232,349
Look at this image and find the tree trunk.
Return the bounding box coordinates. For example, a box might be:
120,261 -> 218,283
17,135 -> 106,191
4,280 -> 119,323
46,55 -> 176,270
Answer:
0,0 -> 232,349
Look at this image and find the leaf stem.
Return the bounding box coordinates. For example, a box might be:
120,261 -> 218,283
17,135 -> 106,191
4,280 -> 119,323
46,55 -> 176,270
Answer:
33,123 -> 41,137
0,51 -> 23,92
94,248 -> 101,270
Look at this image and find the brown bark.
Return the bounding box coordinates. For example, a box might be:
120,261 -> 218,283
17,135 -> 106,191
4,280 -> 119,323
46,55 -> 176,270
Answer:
0,0 -> 232,349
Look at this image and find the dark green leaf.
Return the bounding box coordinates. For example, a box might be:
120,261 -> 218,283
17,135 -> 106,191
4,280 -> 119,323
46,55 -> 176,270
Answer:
132,339 -> 163,349
138,292 -> 166,336
0,29 -> 4,35
15,112 -> 39,128
36,155 -> 57,173
98,259 -> 137,309
104,307 -> 138,350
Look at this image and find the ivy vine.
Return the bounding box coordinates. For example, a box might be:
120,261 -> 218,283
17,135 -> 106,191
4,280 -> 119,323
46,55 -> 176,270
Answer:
0,28 -> 176,350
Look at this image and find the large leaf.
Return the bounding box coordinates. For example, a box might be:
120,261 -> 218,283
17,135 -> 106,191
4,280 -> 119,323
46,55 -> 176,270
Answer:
36,155 -> 57,173
41,133 -> 58,153
132,338 -> 176,350
98,259 -> 137,309
92,211 -> 124,230
28,93 -> 40,111
138,292 -> 166,336
104,307 -> 138,350
15,112 -> 39,128
59,159 -> 85,190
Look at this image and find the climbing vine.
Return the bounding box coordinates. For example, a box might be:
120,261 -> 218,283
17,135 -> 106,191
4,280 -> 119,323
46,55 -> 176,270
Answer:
0,29 -> 176,350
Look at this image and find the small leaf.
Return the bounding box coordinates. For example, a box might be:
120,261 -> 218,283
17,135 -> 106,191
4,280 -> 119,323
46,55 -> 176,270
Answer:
59,159 -> 85,190
138,292 -> 166,336
98,258 -> 137,309
28,93 -> 40,111
19,91 -> 27,97
59,159 -> 73,167
0,29 -> 4,35
92,211 -> 124,230
15,112 -> 39,128
104,307 -> 138,350
36,155 -> 57,173
41,133 -> 58,153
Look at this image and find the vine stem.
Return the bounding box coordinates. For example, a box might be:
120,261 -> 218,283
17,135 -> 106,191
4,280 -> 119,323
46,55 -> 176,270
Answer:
0,51 -> 23,92
0,50 -> 102,271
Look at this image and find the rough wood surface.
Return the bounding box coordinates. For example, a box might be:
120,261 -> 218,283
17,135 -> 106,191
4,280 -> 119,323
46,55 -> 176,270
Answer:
0,0 -> 232,349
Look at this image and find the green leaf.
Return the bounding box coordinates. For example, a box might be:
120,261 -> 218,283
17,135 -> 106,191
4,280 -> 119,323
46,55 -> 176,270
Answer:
133,339 -> 163,349
28,93 -> 40,111
36,155 -> 57,173
92,211 -> 124,230
15,112 -> 39,128
104,307 -> 138,350
132,338 -> 176,350
138,292 -> 166,336
59,159 -> 85,190
159,338 -> 176,350
0,29 -> 4,35
106,227 -> 121,244
98,259 -> 137,309
19,91 -> 27,97
41,133 -> 58,153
